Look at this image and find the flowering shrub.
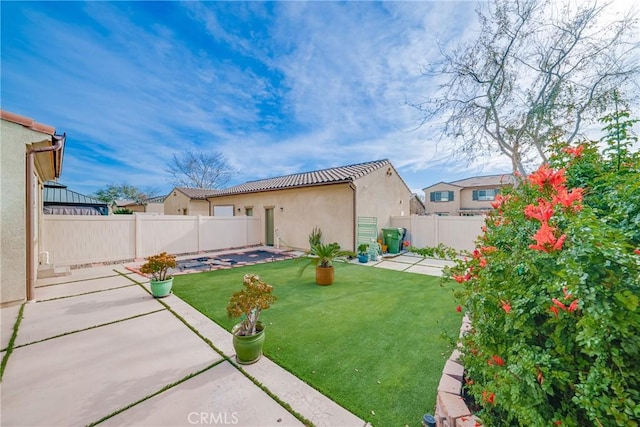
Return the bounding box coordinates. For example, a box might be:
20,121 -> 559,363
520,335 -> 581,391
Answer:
447,114 -> 640,425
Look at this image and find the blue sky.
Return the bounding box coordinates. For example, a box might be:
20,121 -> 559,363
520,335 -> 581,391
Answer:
1,1 -> 629,197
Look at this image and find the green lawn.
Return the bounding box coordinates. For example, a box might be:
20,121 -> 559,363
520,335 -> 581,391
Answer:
172,259 -> 461,427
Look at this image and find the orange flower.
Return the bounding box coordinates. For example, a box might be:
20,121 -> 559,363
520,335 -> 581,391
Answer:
552,187 -> 583,211
529,223 -> 566,252
568,299 -> 579,312
562,145 -> 585,157
634,249 -> 640,255
490,355 -> 505,366
549,305 -> 560,317
500,300 -> 511,314
482,390 -> 496,405
490,194 -> 510,210
552,298 -> 567,310
524,199 -> 555,223
528,164 -> 567,190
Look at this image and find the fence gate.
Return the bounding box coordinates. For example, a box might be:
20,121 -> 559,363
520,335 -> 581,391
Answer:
356,216 -> 378,246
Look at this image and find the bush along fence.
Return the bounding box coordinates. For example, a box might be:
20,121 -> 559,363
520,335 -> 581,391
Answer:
444,112 -> 640,425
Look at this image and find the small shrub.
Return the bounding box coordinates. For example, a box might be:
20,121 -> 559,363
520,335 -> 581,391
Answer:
227,274 -> 277,336
139,252 -> 177,281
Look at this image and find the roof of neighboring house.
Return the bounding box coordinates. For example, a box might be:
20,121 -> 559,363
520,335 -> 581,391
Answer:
146,195 -> 167,203
173,187 -> 220,199
112,199 -> 138,207
450,174 -> 516,187
43,181 -> 107,206
423,173 -> 515,191
210,159 -> 395,197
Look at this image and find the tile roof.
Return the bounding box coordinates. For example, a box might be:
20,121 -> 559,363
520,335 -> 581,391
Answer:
450,174 -> 516,187
211,159 -> 391,197
175,187 -> 220,199
1,110 -> 56,135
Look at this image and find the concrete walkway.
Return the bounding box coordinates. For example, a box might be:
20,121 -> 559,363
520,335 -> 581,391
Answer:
0,251 -> 449,426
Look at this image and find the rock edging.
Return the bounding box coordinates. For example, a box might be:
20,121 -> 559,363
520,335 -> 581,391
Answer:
434,314 -> 482,427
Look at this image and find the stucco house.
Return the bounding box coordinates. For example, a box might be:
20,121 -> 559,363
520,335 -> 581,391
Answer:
1,110 -> 66,306
423,174 -> 515,216
163,187 -> 218,216
206,159 -> 412,251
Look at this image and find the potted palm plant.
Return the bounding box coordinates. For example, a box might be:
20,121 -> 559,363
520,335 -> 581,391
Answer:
299,242 -> 355,285
227,274 -> 277,364
139,252 -> 177,298
357,243 -> 369,263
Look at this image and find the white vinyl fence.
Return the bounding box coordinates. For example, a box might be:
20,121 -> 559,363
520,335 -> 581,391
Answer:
390,215 -> 485,253
42,214 -> 261,266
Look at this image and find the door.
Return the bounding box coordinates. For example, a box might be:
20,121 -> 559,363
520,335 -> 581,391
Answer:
265,208 -> 274,246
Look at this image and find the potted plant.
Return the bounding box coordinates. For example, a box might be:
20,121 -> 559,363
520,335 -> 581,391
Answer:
227,274 -> 277,364
139,252 -> 177,297
299,242 -> 356,285
357,243 -> 369,263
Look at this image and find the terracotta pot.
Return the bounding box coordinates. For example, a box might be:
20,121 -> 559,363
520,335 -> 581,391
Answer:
315,266 -> 334,286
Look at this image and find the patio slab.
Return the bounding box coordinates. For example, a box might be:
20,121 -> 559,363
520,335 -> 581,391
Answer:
405,265 -> 446,277
384,254 -> 421,264
1,304 -> 21,351
103,361 -> 303,427
15,285 -> 161,346
35,274 -> 136,301
35,264 -> 128,286
243,356 -> 367,427
1,310 -> 220,427
417,258 -> 455,268
373,260 -> 410,272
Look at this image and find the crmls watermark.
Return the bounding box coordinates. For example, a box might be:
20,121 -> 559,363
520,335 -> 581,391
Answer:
187,412 -> 239,425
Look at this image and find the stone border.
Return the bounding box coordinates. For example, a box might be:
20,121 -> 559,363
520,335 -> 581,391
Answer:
434,314 -> 483,427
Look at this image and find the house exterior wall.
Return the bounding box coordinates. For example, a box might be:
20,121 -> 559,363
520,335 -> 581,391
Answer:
353,165 -> 412,239
1,120 -> 51,306
164,191 -> 209,216
460,186 -> 500,213
144,202 -> 164,214
208,184 -> 355,250
424,183 -> 461,216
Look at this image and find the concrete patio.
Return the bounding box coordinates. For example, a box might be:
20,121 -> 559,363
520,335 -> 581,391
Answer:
0,251 -> 450,426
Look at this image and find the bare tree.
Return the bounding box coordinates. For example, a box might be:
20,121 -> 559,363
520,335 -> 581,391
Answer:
414,0 -> 640,175
165,150 -> 236,189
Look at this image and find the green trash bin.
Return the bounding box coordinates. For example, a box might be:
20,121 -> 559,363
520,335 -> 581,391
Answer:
383,228 -> 403,254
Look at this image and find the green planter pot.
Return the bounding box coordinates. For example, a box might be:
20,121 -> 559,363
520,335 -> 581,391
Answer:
150,278 -> 173,298
232,322 -> 265,365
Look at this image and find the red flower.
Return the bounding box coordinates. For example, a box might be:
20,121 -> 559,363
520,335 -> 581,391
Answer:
490,194 -> 510,210
500,300 -> 511,314
482,390 -> 496,405
529,223 -> 566,252
402,240 -> 410,247
549,305 -> 559,317
524,199 -> 555,223
562,145 -> 585,157
552,187 -> 584,211
528,164 -> 567,190
562,286 -> 572,300
456,305 -> 462,312
453,274 -> 466,283
568,299 -> 579,312
552,298 -> 567,311
490,355 -> 505,366
634,249 -> 640,255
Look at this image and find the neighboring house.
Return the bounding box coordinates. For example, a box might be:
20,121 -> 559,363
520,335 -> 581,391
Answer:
1,110 -> 66,306
164,187 -> 218,216
206,159 -> 412,251
43,181 -> 108,215
423,174 -> 515,216
410,193 -> 426,215
112,195 -> 166,214
112,199 -> 145,213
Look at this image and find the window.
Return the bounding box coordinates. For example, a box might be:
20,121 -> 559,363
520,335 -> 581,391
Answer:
213,205 -> 234,216
472,189 -> 499,201
245,207 -> 253,216
430,191 -> 454,202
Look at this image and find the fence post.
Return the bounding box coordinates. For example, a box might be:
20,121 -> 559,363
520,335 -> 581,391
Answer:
135,214 -> 142,260
434,215 -> 440,246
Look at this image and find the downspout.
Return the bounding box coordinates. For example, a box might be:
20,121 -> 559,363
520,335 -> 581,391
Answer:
350,181 -> 357,252
25,133 -> 65,301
